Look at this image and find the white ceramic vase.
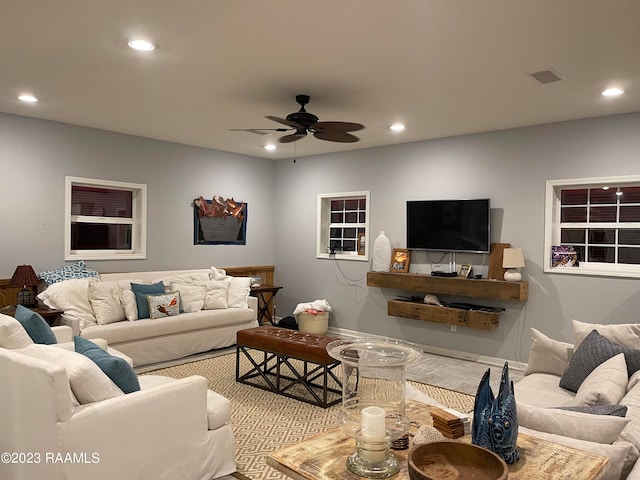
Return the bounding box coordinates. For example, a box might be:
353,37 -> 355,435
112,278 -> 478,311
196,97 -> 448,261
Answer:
372,231 -> 392,272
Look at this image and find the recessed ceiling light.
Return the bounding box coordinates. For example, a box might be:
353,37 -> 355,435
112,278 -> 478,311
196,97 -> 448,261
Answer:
390,123 -> 405,132
128,39 -> 157,51
602,186 -> 610,190
264,144 -> 276,151
18,93 -> 38,103
602,87 -> 624,97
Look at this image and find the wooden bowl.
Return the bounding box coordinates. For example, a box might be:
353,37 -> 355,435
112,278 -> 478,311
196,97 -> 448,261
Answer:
408,441 -> 508,480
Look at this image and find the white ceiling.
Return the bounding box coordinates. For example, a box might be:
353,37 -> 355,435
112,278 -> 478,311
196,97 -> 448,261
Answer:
1,1 -> 639,160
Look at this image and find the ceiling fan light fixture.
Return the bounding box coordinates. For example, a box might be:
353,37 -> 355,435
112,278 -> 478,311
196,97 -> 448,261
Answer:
390,123 -> 405,131
128,39 -> 157,51
264,144 -> 276,151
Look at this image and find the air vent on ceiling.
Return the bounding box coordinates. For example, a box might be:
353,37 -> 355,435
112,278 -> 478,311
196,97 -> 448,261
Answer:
529,69 -> 565,84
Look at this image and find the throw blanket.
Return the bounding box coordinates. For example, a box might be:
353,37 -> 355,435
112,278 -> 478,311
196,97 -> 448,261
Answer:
293,299 -> 332,317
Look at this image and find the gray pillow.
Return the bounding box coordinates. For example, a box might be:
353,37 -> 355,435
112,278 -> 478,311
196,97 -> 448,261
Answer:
559,330 -> 624,392
557,405 -> 628,417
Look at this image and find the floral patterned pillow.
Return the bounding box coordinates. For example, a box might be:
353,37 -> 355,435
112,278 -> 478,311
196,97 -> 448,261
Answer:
147,292 -> 181,319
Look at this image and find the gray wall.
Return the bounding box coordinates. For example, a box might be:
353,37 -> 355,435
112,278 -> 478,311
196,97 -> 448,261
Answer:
2,110 -> 639,363
273,113 -> 640,363
0,113 -> 275,276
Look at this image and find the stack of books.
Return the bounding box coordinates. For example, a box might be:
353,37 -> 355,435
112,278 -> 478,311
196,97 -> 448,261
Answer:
430,407 -> 470,439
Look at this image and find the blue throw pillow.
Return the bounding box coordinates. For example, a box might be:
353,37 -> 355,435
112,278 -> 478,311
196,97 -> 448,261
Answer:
14,305 -> 57,344
74,336 -> 140,394
131,282 -> 166,319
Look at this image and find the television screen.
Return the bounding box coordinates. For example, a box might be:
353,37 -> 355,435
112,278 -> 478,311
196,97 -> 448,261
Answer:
406,199 -> 491,253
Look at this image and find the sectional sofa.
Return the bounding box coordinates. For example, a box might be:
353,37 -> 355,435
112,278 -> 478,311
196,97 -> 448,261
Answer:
37,268 -> 259,367
515,320 -> 640,480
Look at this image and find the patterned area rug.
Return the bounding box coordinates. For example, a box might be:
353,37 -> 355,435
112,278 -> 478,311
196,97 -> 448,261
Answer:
144,353 -> 474,480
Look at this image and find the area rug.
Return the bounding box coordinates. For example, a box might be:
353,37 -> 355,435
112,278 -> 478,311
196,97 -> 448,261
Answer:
144,353 -> 474,480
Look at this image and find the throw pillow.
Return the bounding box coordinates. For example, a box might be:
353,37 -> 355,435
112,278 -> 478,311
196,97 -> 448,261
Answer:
559,329 -> 624,392
516,402 -> 630,444
131,282 -> 165,319
162,272 -> 210,289
557,405 -> 628,417
37,278 -> 97,329
209,266 -> 227,280
227,277 -> 252,308
37,260 -> 99,285
524,327 -> 574,376
88,280 -> 126,325
0,313 -> 34,349
568,353 -> 628,406
170,283 -> 206,313
200,280 -> 230,310
573,319 -> 640,350
73,336 -> 140,393
20,343 -> 124,404
147,292 -> 181,319
13,305 -> 57,344
120,289 -> 138,321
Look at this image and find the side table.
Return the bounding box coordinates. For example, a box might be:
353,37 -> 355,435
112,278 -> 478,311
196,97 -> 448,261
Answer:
249,285 -> 283,325
1,303 -> 63,326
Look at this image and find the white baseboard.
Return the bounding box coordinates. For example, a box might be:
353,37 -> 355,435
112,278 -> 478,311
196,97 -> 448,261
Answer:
326,326 -> 527,374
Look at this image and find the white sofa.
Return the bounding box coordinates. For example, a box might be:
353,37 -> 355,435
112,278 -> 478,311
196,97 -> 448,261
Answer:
0,319 -> 235,480
38,268 -> 259,367
514,320 -> 640,480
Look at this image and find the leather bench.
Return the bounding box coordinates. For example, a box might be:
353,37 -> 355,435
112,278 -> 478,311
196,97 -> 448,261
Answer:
235,326 -> 342,407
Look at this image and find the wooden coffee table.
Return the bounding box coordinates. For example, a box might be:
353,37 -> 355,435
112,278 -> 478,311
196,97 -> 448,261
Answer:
267,401 -> 608,480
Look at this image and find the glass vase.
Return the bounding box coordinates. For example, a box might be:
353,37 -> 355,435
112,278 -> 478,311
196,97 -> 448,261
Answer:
327,338 -> 421,478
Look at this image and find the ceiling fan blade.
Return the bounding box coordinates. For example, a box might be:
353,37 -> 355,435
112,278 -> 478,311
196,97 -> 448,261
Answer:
312,121 -> 365,133
229,128 -> 292,135
266,115 -> 304,129
279,132 -> 307,143
313,131 -> 360,143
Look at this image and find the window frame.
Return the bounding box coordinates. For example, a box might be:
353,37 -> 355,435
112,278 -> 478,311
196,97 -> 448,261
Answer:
544,175 -> 640,278
65,176 -> 147,261
317,191 -> 370,261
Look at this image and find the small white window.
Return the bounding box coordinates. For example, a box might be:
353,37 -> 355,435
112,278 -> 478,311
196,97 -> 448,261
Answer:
65,176 -> 147,260
317,191 -> 370,261
544,175 -> 640,277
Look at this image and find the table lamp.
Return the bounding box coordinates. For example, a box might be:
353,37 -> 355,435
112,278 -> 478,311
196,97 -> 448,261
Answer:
10,264 -> 40,307
502,248 -> 525,282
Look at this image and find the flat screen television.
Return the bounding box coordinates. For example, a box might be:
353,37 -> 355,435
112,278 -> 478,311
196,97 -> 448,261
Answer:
406,199 -> 491,253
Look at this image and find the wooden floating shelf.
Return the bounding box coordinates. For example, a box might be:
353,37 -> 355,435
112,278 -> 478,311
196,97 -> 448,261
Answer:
388,300 -> 499,331
367,271 -> 528,331
366,271 -> 528,301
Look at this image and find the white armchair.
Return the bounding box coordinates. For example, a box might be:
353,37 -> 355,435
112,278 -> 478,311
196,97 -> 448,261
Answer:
0,318 -> 235,480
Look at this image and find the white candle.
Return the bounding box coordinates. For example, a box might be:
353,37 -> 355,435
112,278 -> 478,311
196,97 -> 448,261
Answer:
361,406 -> 386,441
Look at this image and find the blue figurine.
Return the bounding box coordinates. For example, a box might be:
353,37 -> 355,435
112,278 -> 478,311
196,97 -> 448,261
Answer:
471,362 -> 519,464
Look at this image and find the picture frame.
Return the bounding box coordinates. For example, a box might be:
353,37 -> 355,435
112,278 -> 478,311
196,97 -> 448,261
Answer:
390,248 -> 410,273
458,264 -> 472,278
357,233 -> 366,256
551,245 -> 579,268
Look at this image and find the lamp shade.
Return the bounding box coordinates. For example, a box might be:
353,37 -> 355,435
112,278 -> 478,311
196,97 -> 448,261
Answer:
9,265 -> 40,287
502,248 -> 525,269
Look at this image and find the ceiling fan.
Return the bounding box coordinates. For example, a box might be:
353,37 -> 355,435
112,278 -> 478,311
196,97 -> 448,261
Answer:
230,94 -> 365,143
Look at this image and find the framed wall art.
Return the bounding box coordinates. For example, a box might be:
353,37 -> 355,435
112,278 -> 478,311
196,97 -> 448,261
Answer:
193,195 -> 247,245
390,248 -> 410,273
